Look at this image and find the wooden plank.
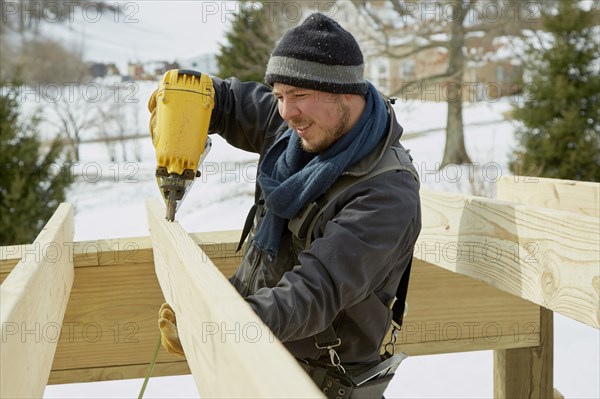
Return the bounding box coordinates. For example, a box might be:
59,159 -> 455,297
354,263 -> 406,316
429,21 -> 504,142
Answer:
399,335 -> 538,356
418,189 -> 599,328
49,256 -> 235,381
0,203 -> 75,398
50,262 -> 172,371
494,308 -> 553,398
392,259 -> 540,355
49,361 -> 190,385
145,198 -> 324,398
497,176 -> 599,217
0,230 -> 242,273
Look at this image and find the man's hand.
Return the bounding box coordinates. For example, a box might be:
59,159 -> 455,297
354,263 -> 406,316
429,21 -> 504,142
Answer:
158,303 -> 185,358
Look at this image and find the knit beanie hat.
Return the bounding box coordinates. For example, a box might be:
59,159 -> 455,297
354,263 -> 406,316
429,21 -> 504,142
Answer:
264,13 -> 368,95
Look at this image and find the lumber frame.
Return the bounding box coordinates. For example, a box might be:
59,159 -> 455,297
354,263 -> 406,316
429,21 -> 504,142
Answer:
145,198 -> 323,398
0,181 -> 595,390
0,231 -> 541,385
0,203 -> 74,398
418,188 -> 599,329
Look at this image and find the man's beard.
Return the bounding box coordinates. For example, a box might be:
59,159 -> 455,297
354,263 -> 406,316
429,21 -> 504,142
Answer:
300,100 -> 351,153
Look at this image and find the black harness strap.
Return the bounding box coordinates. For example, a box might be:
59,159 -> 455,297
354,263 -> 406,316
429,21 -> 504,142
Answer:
392,255 -> 412,328
236,199 -> 264,252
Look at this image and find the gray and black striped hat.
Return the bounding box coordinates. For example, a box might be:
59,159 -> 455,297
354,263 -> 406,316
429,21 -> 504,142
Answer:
264,13 -> 368,95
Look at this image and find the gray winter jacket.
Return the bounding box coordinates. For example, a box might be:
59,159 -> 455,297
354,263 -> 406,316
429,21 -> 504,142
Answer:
209,77 -> 421,365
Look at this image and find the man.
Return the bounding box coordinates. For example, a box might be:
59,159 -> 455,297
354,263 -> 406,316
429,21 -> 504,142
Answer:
158,12 -> 421,398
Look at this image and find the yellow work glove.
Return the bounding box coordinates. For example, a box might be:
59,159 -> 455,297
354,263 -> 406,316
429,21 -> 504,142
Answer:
158,303 -> 185,358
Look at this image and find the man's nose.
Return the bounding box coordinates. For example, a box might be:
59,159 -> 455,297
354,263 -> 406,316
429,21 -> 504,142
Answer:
279,99 -> 301,121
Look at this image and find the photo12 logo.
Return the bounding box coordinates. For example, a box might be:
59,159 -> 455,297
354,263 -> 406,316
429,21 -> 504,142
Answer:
1,321 -> 139,344
200,1 -> 339,23
1,82 -> 139,104
1,1 -> 139,24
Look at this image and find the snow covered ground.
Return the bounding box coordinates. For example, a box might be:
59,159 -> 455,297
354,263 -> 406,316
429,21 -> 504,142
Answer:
2,1 -> 593,396
35,91 -> 599,398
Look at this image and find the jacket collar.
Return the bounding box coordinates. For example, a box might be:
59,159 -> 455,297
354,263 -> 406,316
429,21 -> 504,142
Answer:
343,96 -> 403,177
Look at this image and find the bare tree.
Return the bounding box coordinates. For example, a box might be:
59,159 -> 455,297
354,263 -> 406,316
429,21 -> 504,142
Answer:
349,0 -> 546,167
95,82 -> 143,162
130,101 -> 143,162
1,1 -> 116,84
50,85 -> 100,161
3,38 -> 90,84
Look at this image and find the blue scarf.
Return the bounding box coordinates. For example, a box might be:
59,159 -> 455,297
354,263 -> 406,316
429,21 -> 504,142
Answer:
254,82 -> 388,255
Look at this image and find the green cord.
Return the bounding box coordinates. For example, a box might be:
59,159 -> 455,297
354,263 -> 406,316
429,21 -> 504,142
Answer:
138,334 -> 162,399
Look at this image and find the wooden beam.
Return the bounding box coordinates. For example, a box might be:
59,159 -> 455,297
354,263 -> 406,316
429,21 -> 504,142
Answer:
48,361 -> 190,385
0,203 -> 74,398
145,198 -> 323,398
497,176 -> 599,217
417,189 -> 599,328
1,230 -> 243,273
494,176 -> 596,399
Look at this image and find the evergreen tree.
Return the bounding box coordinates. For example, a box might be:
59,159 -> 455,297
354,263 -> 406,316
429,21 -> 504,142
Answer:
510,0 -> 600,181
0,86 -> 73,245
216,1 -> 285,82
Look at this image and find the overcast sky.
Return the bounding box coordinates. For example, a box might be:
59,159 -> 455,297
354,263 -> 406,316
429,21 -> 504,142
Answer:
41,1 -> 234,73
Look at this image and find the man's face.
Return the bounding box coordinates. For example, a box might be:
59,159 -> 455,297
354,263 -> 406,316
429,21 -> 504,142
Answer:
272,83 -> 351,153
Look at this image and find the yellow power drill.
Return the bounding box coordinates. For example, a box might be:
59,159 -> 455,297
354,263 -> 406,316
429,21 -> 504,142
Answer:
148,69 -> 215,221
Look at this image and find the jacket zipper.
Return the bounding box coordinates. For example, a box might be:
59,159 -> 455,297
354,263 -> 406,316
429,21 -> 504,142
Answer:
245,247 -> 263,297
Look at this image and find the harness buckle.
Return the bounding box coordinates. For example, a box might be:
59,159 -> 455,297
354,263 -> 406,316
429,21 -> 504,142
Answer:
315,339 -> 345,374
384,325 -> 400,357
315,338 -> 341,350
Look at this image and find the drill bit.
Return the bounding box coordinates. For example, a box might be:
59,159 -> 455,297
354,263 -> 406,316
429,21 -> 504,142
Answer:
166,189 -> 178,222
157,172 -> 187,222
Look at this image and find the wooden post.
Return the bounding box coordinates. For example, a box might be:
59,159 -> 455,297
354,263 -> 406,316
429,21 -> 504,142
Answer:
494,308 -> 554,398
0,203 -> 74,398
146,199 -> 324,398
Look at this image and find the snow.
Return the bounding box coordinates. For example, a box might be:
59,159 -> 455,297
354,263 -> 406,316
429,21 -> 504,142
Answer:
429,33 -> 449,42
37,95 -> 599,399
2,2 -> 597,397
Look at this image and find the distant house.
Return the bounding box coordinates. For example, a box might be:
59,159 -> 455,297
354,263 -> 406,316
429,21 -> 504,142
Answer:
88,62 -> 122,79
127,61 -> 180,80
336,1 -> 524,101
365,47 -> 523,101
150,61 -> 180,77
127,63 -> 145,80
